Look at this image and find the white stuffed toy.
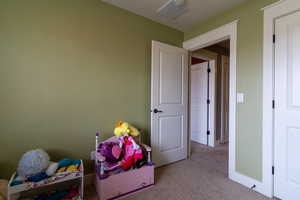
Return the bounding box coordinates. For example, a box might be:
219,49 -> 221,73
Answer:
16,149 -> 50,180
45,162 -> 59,176
15,149 -> 59,182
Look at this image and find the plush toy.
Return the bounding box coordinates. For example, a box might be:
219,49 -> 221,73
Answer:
0,179 -> 8,200
96,121 -> 145,171
98,142 -> 122,163
114,121 -> 140,137
46,162 -> 59,176
17,149 -> 50,179
119,136 -> 143,170
113,121 -> 144,170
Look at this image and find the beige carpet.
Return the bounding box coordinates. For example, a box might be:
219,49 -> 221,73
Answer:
86,142 -> 272,200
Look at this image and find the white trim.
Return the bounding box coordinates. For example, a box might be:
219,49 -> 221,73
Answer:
261,0 -> 286,11
230,172 -> 266,195
183,20 -> 238,51
183,20 -> 240,190
263,0 -> 300,198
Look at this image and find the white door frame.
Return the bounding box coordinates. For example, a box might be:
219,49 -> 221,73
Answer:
262,0 -> 300,198
183,20 -> 239,187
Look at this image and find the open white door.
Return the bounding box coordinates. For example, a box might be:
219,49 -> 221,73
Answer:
274,11 -> 300,199
151,41 -> 188,167
190,61 -> 215,147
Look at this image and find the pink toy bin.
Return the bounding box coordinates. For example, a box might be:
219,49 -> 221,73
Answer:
93,132 -> 154,200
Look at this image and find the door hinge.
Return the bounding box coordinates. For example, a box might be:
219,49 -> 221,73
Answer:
207,99 -> 211,104
207,130 -> 210,135
273,34 -> 276,43
207,68 -> 211,73
272,100 -> 275,109
272,166 -> 275,175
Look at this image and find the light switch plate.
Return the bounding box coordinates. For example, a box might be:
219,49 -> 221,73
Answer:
237,93 -> 244,103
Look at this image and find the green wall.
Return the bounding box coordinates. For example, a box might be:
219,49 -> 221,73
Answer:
185,0 -> 278,181
0,0 -> 183,179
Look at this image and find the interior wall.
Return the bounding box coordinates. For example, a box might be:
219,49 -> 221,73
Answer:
0,0 -> 183,179
184,0 -> 279,181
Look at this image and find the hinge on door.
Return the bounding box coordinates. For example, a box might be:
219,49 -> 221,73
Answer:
272,100 -> 275,109
207,130 -> 210,135
272,166 -> 275,175
207,99 -> 211,104
273,34 -> 276,43
207,68 -> 211,73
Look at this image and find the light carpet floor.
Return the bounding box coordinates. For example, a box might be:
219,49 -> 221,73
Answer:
86,142 -> 272,200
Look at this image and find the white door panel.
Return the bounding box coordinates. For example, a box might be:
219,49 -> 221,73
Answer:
274,11 -> 300,200
159,115 -> 183,152
151,41 -> 188,167
191,63 -> 207,145
190,62 -> 215,147
159,52 -> 183,105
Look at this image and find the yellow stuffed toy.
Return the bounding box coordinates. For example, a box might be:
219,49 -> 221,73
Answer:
114,121 -> 140,137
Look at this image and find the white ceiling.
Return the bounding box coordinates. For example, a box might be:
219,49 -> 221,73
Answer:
103,0 -> 248,32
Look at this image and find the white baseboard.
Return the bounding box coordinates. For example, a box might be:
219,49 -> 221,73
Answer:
229,172 -> 270,198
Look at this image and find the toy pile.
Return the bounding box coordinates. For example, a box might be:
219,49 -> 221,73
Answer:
97,121 -> 147,173
10,149 -> 81,186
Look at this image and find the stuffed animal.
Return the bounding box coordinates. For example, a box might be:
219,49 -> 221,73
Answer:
46,162 -> 59,176
0,179 -> 8,200
114,121 -> 140,137
17,149 -> 50,179
98,142 -> 123,163
113,121 -> 143,170
119,136 -> 143,170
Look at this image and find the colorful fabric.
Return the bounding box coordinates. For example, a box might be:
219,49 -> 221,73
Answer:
27,173 -> 49,182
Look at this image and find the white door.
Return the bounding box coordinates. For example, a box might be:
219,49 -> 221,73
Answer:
151,41 -> 188,167
274,11 -> 300,200
190,62 -> 215,147
220,56 -> 229,144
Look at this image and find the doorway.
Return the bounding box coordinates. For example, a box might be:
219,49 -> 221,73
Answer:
183,21 -> 238,186
189,40 -> 230,178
